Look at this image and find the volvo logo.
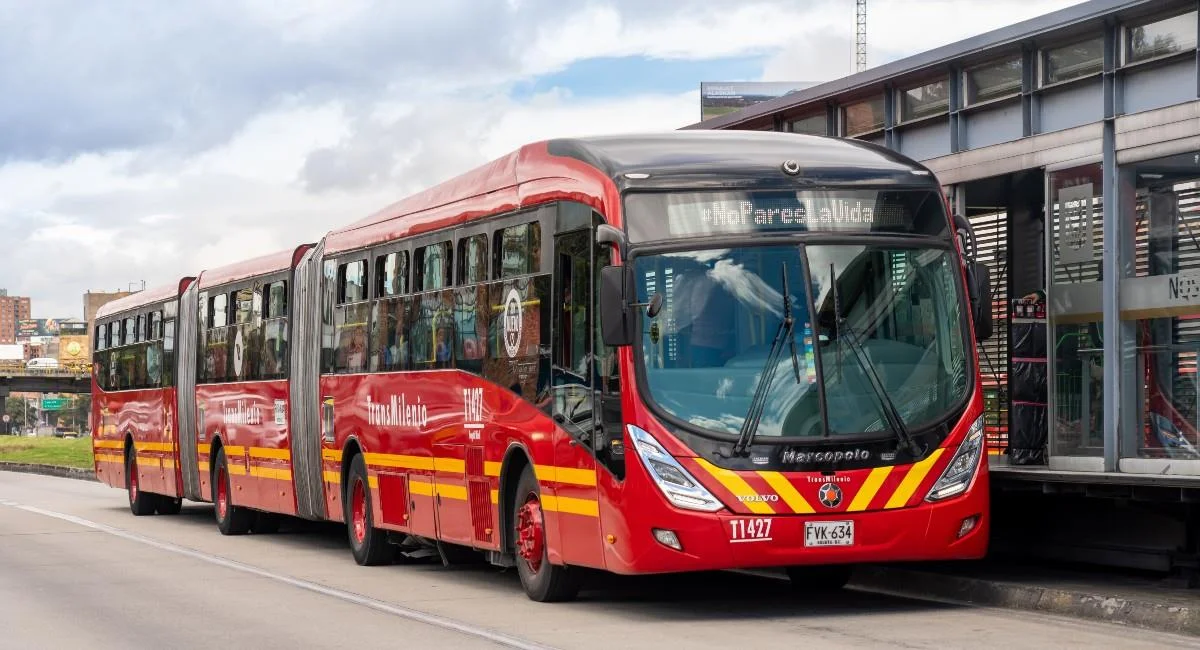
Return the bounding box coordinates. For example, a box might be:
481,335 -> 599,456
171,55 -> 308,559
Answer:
781,159 -> 801,176
817,482 -> 843,508
781,448 -> 870,464
738,494 -> 779,503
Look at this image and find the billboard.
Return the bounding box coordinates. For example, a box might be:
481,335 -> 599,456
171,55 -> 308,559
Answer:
58,335 -> 90,366
19,319 -> 56,337
700,81 -> 817,121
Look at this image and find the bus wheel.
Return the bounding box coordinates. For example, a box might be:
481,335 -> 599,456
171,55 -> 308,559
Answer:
156,496 -> 183,515
213,447 -> 253,535
786,565 -> 853,592
126,453 -> 156,516
344,454 -> 390,566
512,466 -> 579,602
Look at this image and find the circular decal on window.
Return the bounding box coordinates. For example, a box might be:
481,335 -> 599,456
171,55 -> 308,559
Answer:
503,288 -> 523,358
233,328 -> 245,378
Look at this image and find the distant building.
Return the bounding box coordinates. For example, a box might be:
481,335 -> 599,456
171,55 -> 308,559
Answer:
0,289 -> 32,345
84,290 -> 132,349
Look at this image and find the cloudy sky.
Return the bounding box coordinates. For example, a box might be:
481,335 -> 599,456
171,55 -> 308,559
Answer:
1,0 -> 1082,318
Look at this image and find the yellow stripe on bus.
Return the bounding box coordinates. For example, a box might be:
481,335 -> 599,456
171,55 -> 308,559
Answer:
250,466 -> 292,481
435,483 -> 468,500
484,461 -> 502,477
363,453 -> 433,471
249,447 -> 291,460
433,457 -> 465,474
534,465 -> 597,487
693,458 -> 775,515
885,448 -> 945,509
93,440 -> 124,450
541,494 -> 599,517
756,471 -> 815,514
847,466 -> 892,512
323,470 -> 340,484
197,443 -> 211,455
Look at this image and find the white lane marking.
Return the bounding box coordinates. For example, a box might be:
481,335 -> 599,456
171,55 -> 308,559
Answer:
0,499 -> 557,650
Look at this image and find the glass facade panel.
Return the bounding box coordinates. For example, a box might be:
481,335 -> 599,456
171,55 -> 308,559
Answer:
842,96 -> 884,136
1124,150 -> 1200,461
1127,11 -> 1198,64
1048,164 -> 1105,458
901,80 -> 949,121
787,113 -> 826,135
965,58 -> 1023,105
1044,36 -> 1105,84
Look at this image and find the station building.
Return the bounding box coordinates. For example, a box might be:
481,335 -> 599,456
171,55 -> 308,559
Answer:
687,0 -> 1200,575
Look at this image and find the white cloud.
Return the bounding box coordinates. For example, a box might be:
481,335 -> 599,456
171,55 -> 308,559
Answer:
0,0 -> 1084,317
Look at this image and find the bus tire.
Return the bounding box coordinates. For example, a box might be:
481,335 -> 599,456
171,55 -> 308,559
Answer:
126,452 -> 156,516
512,466 -> 580,602
786,565 -> 852,592
156,496 -> 183,515
344,453 -> 390,566
213,447 -> 253,535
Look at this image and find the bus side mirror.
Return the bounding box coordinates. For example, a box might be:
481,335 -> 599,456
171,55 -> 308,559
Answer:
599,265 -> 633,347
970,261 -> 993,342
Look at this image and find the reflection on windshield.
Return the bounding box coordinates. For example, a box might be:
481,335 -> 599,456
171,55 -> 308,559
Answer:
634,245 -> 968,439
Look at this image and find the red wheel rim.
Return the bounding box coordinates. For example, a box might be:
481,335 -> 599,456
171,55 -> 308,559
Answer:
516,494 -> 545,573
129,460 -> 138,503
216,466 -> 228,520
351,478 -> 367,544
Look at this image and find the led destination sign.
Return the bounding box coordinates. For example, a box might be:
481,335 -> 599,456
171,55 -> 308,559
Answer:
626,189 -> 948,242
696,197 -> 903,230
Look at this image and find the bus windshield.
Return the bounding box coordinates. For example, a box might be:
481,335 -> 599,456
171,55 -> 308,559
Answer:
633,242 -> 970,440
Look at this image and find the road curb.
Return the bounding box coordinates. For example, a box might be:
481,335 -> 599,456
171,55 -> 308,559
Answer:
852,565 -> 1200,637
0,461 -> 98,482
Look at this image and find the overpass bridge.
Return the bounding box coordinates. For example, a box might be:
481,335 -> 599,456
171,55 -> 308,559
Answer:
0,365 -> 91,397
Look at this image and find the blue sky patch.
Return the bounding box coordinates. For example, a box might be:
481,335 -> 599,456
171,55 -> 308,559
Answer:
512,54 -> 768,100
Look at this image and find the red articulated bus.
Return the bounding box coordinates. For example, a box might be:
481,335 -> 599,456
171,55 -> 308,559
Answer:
93,131 -> 995,601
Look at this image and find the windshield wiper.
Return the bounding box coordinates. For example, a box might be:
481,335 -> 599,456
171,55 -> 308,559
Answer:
836,320 -> 924,458
732,264 -> 800,457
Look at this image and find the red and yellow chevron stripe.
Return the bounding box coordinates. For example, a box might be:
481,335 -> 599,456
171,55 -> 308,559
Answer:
684,448 -> 947,515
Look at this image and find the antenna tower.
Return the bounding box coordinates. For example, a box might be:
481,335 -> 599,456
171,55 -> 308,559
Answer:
855,0 -> 867,72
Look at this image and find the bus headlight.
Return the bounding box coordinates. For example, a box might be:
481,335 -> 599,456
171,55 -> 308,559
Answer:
628,425 -> 724,512
925,415 -> 985,502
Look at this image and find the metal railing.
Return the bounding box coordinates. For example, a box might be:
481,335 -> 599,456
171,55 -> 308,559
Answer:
0,362 -> 90,377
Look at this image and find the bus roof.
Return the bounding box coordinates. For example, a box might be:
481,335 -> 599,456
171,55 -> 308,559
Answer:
544,131 -> 935,186
197,244 -> 313,290
95,278 -> 192,321
321,131 -> 935,255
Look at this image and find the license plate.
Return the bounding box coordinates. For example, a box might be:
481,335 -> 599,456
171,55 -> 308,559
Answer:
804,520 -> 854,547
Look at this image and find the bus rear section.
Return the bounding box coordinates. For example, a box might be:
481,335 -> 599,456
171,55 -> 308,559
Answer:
91,283 -> 188,516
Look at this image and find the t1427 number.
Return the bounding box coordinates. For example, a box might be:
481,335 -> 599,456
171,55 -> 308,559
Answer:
730,517 -> 772,543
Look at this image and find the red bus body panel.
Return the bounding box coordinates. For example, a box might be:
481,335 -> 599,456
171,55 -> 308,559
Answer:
194,380 -> 294,513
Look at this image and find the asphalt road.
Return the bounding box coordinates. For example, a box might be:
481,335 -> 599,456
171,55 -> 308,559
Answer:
0,471 -> 1194,650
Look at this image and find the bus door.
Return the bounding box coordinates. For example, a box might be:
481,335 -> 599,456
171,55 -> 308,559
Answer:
550,226 -> 604,566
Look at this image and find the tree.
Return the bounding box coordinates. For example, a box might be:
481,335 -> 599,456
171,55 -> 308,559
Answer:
4,396 -> 23,434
